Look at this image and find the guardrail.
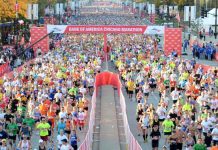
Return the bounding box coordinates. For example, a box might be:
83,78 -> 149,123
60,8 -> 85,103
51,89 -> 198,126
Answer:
120,90 -> 142,150
78,90 -> 96,150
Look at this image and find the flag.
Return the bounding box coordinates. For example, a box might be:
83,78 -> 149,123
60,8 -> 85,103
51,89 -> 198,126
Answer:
15,1 -> 19,11
176,12 -> 180,23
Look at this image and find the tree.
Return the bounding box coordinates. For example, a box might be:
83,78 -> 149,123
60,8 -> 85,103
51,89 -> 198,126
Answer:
0,0 -> 37,20
134,0 -> 146,2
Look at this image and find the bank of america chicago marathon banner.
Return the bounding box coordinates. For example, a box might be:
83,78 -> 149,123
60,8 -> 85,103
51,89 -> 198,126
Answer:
46,25 -> 182,55
46,25 -> 165,35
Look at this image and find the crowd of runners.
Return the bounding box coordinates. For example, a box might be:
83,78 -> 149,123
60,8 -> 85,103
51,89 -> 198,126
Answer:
0,4 -> 217,150
72,14 -> 147,25
112,34 -> 218,150
0,34 -> 103,149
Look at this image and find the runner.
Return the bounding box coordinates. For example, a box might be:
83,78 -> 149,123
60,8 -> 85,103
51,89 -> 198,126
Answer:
193,138 -> 207,150
57,129 -> 68,149
36,117 -> 51,143
17,134 -> 31,150
140,112 -> 150,142
167,130 -> 178,150
70,130 -> 80,150
162,116 -> 174,144
185,133 -> 195,150
150,125 -> 161,150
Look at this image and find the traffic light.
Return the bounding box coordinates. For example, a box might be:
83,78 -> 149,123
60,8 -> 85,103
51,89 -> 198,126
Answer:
201,7 -> 205,18
204,9 -> 208,17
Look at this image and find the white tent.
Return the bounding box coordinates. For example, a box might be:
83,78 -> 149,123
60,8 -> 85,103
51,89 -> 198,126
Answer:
195,8 -> 218,32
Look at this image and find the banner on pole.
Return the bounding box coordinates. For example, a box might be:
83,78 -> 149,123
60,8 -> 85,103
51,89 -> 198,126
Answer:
44,6 -> 50,16
184,6 -> 196,21
169,6 -> 178,16
27,4 -> 32,20
164,28 -> 182,56
148,4 -> 155,14
33,4 -> 38,20
55,3 -> 64,15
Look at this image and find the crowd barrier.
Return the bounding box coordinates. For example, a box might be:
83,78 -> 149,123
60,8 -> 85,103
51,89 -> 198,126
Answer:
216,53 -> 218,61
0,62 -> 10,77
120,90 -> 142,150
2,58 -> 36,79
194,63 -> 217,73
78,90 -> 96,150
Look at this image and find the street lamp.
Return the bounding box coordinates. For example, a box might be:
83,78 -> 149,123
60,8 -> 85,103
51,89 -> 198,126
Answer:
15,0 -> 19,45
215,0 -> 217,39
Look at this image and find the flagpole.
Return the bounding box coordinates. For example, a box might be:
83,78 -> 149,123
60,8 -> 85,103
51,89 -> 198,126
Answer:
16,0 -> 18,19
15,0 -> 18,45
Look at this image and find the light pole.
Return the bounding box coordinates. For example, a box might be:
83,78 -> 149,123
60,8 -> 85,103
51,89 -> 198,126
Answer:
150,3 -> 152,23
58,0 -> 61,24
75,0 -> 77,17
31,2 -> 33,24
15,0 -> 19,45
186,0 -> 191,40
215,0 -> 217,39
56,0 -> 62,24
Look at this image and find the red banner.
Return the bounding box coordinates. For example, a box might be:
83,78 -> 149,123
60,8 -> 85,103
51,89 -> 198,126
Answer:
194,63 -> 215,73
164,28 -> 182,56
216,53 -> 218,61
30,26 -> 49,55
64,26 -> 147,34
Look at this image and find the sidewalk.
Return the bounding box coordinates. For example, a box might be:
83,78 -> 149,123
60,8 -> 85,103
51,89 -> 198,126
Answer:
182,50 -> 218,67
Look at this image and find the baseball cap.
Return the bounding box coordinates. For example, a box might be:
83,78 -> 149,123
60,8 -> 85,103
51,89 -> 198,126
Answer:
61,139 -> 68,143
1,139 -> 6,142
